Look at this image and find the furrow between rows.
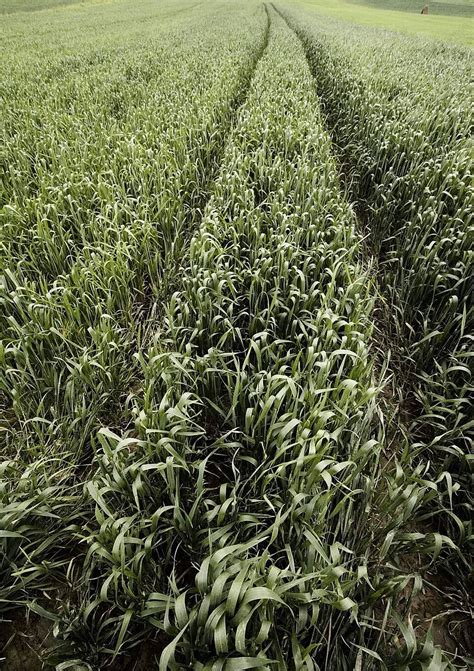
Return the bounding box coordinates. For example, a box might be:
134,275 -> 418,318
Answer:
76,7 -> 396,668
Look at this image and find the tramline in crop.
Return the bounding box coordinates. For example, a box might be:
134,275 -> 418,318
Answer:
0,0 -> 472,668
281,4 -> 473,548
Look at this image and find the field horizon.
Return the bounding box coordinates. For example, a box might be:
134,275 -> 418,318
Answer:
1,0 -> 473,44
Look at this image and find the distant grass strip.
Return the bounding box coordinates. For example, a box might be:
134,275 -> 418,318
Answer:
349,0 -> 474,18
288,0 -> 474,45
0,0 -> 88,13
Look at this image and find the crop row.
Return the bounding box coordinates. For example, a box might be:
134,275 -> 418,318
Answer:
72,8 -> 453,669
0,0 -> 268,653
281,6 -> 473,545
1,0 -> 470,667
0,1 -> 267,450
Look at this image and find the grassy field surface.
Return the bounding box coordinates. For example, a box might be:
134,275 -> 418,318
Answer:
0,0 -> 88,12
1,0 -> 472,668
2,0 -> 473,42
349,0 -> 473,18
293,0 -> 474,44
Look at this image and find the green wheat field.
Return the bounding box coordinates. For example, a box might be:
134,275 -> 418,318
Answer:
0,0 -> 472,669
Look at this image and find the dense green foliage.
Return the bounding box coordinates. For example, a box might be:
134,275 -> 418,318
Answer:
1,0 -> 266,450
82,10 -> 381,668
282,4 -> 473,541
0,0 -> 472,668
